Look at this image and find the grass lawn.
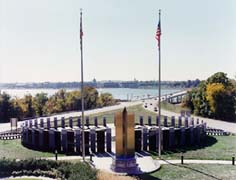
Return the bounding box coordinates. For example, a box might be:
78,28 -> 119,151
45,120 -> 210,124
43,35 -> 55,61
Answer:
139,164 -> 236,180
7,178 -> 43,180
0,139 -> 54,159
160,101 -> 190,114
67,105 -> 162,125
150,135 -> 236,160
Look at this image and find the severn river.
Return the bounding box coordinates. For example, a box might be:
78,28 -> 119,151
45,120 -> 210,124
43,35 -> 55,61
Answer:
1,88 -> 183,100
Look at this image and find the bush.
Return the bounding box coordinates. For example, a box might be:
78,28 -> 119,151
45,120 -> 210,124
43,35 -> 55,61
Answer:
0,159 -> 97,180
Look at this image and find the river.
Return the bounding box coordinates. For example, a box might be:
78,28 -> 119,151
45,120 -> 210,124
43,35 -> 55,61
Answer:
0,88 -> 183,100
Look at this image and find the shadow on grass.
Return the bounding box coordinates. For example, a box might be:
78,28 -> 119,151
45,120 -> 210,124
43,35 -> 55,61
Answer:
149,135 -> 217,156
137,173 -> 161,180
160,159 -> 221,180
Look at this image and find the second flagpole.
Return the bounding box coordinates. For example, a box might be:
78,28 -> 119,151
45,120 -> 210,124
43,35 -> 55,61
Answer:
158,9 -> 161,158
80,8 -> 85,162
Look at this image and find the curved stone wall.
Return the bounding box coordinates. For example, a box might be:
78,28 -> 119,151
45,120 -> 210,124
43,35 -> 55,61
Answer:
21,115 -> 207,154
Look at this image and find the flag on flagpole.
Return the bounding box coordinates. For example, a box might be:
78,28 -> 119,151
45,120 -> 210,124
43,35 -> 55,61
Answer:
155,20 -> 161,47
80,12 -> 83,38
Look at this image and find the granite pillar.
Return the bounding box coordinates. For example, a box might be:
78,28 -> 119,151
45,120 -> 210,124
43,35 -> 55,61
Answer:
164,116 -> 168,127
85,117 -> 89,127
90,129 -> 96,153
77,117 -> 81,128
69,117 -> 73,128
180,127 -> 185,147
139,116 -> 144,126
75,129 -> 81,154
106,128 -> 112,152
103,117 -> 107,127
178,116 -> 182,127
49,129 -> 55,151
171,116 -> 175,127
46,118 -> 50,129
169,127 -> 175,149
54,117 -> 58,129
61,129 -> 67,152
184,117 -> 188,128
94,117 -> 98,127
40,119 -> 44,128
148,116 -> 152,126
61,117 -> 65,128
142,127 -> 148,151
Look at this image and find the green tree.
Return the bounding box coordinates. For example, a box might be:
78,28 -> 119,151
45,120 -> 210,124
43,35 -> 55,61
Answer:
33,93 -> 48,116
0,93 -> 14,123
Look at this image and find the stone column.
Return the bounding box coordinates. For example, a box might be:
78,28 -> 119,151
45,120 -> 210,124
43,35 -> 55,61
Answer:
94,117 -> 98,127
49,129 -> 55,151
169,127 -> 175,149
190,126 -> 194,145
191,117 -> 194,126
103,117 -> 107,127
34,119 -> 38,128
180,127 -> 185,147
29,120 -> 33,128
156,116 -> 160,126
142,127 -> 148,151
77,117 -> 81,128
54,117 -> 58,129
196,126 -> 200,145
75,129 -> 81,154
40,119 -> 44,128
164,116 -> 168,127
69,117 -> 73,128
86,117 -> 89,127
61,129 -> 67,152
106,128 -> 112,152
39,128 -> 44,149
196,118 -> 199,124
25,128 -> 29,145
184,117 -> 188,128
148,116 -> 152,126
25,120 -> 28,127
139,116 -> 144,126
155,127 -> 162,151
61,117 -> 65,128
178,116 -> 182,127
171,116 -> 175,127
32,128 -> 35,147
90,129 -> 96,153
47,118 -> 51,129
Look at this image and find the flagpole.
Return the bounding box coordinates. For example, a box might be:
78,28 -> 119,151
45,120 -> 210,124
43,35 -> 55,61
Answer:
158,9 -> 161,158
80,8 -> 85,162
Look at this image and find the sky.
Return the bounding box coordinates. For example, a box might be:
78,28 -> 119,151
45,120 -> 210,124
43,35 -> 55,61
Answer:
0,0 -> 235,83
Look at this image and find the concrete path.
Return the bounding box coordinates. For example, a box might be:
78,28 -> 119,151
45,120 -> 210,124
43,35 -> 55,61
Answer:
143,98 -> 236,133
157,159 -> 233,165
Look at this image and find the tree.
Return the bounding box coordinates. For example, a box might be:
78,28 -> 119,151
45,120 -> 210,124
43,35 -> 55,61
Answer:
184,72 -> 236,122
99,93 -> 116,107
0,93 -> 14,123
33,93 -> 48,116
23,95 -> 35,118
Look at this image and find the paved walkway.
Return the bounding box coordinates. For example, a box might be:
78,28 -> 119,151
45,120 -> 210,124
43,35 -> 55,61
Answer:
144,98 -> 236,133
157,159 -> 233,165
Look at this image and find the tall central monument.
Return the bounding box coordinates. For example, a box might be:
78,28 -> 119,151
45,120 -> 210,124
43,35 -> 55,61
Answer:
111,108 -> 139,173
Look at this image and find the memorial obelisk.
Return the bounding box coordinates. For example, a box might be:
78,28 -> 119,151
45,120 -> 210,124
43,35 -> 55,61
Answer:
111,108 -> 139,173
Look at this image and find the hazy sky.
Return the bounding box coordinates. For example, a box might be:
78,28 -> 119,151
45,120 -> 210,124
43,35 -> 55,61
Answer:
0,0 -> 235,83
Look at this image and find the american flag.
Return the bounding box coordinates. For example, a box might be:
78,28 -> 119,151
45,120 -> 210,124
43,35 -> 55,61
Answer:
155,20 -> 161,47
80,12 -> 83,38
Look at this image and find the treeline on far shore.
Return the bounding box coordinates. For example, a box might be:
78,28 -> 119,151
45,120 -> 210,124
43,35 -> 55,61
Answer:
0,87 -> 116,123
0,79 -> 201,89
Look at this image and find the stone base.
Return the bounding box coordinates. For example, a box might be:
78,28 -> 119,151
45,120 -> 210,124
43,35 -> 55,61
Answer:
111,157 -> 140,174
